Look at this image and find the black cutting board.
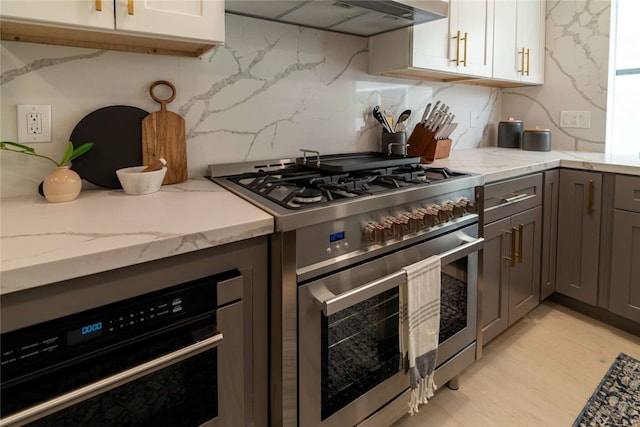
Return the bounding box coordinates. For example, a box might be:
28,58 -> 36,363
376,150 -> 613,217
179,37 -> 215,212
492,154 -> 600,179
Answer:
70,106 -> 149,189
295,152 -> 420,173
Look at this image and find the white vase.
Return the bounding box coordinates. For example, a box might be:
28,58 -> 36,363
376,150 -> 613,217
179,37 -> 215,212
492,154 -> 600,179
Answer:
43,166 -> 82,202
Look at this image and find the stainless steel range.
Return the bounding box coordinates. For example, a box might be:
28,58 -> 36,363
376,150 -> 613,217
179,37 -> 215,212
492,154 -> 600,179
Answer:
210,151 -> 485,427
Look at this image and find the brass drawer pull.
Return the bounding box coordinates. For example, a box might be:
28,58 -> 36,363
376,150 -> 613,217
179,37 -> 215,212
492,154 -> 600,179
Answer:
95,0 -> 102,11
502,193 -> 528,203
525,48 -> 531,76
518,224 -> 523,263
128,0 -> 134,15
588,180 -> 594,215
505,228 -> 516,268
518,47 -> 526,75
462,32 -> 468,66
452,30 -> 461,66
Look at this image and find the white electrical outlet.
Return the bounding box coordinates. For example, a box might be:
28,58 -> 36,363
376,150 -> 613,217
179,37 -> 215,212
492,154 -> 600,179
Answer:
17,105 -> 51,143
560,110 -> 591,129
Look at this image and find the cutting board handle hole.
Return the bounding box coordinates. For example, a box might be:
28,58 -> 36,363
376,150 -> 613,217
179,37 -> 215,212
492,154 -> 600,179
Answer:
150,80 -> 176,108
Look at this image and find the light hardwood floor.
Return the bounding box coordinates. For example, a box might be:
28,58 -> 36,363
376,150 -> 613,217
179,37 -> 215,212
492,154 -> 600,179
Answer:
393,301 -> 640,426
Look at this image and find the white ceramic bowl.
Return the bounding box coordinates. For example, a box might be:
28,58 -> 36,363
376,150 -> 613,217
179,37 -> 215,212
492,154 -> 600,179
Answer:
116,166 -> 167,195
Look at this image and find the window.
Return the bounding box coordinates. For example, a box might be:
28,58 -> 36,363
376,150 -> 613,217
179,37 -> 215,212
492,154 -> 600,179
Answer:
606,0 -> 640,155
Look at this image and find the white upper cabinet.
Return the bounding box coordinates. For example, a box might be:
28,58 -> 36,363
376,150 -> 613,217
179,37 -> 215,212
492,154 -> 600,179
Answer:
493,0 -> 545,84
370,0 -> 494,80
0,0 -> 224,57
114,0 -> 224,42
0,0 -> 115,29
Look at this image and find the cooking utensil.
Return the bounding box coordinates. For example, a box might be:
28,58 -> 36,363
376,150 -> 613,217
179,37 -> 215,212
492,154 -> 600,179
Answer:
394,109 -> 411,132
142,80 -> 187,185
70,105 -> 148,189
373,105 -> 393,133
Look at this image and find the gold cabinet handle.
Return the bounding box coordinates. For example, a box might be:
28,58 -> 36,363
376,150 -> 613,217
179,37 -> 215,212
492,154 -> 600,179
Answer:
462,32 -> 468,66
451,30 -> 461,66
504,228 -> 517,268
518,47 -> 526,75
518,224 -> 523,263
128,0 -> 134,15
526,48 -> 531,76
95,0 -> 102,11
588,180 -> 594,215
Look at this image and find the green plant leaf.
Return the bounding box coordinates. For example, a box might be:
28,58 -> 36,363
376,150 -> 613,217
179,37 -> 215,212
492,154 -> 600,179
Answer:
1,141 -> 36,153
58,141 -> 75,165
67,142 -> 94,163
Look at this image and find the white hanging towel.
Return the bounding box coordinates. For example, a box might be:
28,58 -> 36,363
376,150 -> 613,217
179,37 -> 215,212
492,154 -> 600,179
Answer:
399,255 -> 441,415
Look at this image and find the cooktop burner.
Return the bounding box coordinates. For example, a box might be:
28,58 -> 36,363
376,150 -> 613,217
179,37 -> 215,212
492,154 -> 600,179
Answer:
226,162 -> 466,210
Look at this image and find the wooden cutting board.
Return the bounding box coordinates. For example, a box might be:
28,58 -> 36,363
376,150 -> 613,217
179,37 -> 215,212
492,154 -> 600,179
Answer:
142,80 -> 187,184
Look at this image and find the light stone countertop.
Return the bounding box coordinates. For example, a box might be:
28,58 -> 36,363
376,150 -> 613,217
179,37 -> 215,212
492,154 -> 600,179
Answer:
2,149 -> 638,296
0,178 -> 273,295
430,148 -> 640,182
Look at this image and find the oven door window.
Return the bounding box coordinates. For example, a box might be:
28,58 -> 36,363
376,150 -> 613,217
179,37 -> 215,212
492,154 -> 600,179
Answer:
321,288 -> 400,420
440,257 -> 469,343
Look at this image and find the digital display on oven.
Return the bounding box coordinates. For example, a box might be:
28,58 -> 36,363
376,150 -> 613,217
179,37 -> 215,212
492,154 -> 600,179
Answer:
67,321 -> 103,346
329,231 -> 345,242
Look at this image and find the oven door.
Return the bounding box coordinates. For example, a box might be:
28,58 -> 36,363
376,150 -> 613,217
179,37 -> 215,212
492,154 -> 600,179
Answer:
298,224 -> 482,427
0,301 -> 244,427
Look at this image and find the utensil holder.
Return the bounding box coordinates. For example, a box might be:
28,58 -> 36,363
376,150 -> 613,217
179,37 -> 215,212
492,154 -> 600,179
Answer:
407,125 -> 452,163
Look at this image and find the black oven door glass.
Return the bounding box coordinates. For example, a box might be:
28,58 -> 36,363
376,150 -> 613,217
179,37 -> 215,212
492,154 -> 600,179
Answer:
439,258 -> 468,343
321,288 -> 400,420
2,319 -> 218,427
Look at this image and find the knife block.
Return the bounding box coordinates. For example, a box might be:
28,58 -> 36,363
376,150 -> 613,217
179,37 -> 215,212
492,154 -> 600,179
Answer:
407,125 -> 452,163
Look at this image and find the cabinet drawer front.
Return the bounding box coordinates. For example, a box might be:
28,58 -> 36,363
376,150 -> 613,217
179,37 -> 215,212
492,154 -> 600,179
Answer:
615,175 -> 640,213
484,173 -> 543,223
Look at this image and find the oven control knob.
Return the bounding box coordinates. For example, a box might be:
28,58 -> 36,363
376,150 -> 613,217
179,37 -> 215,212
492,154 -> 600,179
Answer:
439,201 -> 455,222
424,205 -> 441,227
400,211 -> 420,234
364,222 -> 382,243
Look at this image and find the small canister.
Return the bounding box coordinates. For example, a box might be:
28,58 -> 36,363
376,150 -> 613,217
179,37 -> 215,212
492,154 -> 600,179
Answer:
523,126 -> 551,151
381,132 -> 409,156
497,118 -> 523,148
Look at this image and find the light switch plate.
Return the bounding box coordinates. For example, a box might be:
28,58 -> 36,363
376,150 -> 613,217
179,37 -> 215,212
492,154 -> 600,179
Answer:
17,105 -> 51,143
560,110 -> 591,129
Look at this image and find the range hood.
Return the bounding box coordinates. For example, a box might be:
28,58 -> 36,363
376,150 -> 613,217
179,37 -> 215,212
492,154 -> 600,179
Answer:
224,0 -> 448,37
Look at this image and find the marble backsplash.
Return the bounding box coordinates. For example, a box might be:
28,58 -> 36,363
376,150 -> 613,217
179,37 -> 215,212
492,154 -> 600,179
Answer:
1,14 -> 500,198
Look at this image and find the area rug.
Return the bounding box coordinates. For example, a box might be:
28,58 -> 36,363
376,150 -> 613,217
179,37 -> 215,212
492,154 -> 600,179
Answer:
573,353 -> 640,427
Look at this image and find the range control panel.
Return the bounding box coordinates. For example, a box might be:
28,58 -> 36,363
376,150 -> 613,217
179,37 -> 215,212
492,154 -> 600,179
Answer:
296,188 -> 478,270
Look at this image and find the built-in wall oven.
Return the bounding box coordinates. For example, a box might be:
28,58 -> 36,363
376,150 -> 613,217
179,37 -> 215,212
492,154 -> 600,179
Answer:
210,153 -> 485,426
0,238 -> 268,427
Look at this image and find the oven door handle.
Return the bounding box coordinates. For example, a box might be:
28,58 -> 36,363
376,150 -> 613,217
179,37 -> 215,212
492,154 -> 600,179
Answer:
439,236 -> 484,265
311,270 -> 406,316
0,332 -> 224,427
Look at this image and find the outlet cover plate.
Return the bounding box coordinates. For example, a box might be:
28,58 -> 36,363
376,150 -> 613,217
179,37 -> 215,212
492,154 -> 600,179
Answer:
17,104 -> 51,143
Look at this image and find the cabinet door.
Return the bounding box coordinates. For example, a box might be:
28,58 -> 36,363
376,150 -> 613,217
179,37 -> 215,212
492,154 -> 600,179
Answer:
115,0 -> 224,42
556,170 -> 602,305
492,0 -> 519,81
508,206 -> 541,324
541,170 -> 559,300
518,0 -> 545,84
609,210 -> 640,323
412,0 -> 493,77
0,0 -> 113,29
482,217 -> 511,345
454,0 -> 494,77
492,0 -> 544,83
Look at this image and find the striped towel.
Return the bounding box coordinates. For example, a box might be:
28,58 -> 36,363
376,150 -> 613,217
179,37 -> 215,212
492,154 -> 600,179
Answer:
399,255 -> 441,415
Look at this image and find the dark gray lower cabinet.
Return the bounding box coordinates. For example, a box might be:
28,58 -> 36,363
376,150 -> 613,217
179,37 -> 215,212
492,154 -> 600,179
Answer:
482,206 -> 542,344
540,170 -> 559,300
609,181 -> 640,323
556,170 -> 602,305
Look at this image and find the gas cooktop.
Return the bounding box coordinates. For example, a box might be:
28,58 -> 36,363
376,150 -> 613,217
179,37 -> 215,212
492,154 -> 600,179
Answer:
225,163 -> 467,210
209,152 -> 484,231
